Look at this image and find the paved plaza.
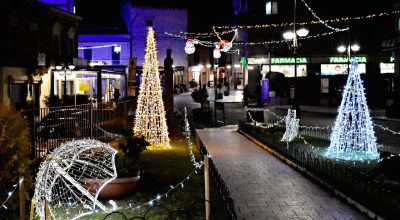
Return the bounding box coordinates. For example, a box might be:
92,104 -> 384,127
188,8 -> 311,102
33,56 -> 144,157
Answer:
196,126 -> 368,220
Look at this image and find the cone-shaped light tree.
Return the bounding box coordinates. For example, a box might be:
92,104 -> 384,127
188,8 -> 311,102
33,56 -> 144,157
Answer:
326,60 -> 378,160
133,27 -> 170,149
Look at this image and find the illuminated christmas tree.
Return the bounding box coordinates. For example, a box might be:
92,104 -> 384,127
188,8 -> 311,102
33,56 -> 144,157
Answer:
326,59 -> 378,160
133,27 -> 170,149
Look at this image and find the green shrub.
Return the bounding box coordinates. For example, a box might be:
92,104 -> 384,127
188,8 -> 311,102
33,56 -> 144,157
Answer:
116,134 -> 149,178
0,104 -> 32,217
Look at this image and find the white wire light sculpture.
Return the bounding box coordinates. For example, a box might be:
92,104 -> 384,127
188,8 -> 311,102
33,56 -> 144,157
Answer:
326,60 -> 378,160
33,139 -> 118,220
281,109 -> 299,142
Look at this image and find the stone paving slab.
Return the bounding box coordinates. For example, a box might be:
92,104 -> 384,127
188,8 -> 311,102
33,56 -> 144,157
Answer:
196,127 -> 368,220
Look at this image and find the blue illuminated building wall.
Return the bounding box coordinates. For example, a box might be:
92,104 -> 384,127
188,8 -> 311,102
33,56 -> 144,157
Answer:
78,34 -> 131,66
121,2 -> 187,69
36,0 -> 74,13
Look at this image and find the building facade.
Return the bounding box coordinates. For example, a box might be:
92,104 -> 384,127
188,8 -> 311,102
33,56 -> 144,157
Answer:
0,0 -> 81,109
232,0 -> 396,107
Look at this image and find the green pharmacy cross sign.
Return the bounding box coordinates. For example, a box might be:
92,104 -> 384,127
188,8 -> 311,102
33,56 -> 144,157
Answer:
329,56 -> 367,63
271,57 -> 307,64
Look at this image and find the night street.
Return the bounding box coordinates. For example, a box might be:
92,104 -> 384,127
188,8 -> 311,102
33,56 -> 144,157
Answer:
2,0 -> 400,219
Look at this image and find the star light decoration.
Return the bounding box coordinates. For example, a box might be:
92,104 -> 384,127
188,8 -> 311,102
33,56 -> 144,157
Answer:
326,59 -> 379,161
281,109 -> 299,142
133,27 -> 170,149
33,139 -> 118,220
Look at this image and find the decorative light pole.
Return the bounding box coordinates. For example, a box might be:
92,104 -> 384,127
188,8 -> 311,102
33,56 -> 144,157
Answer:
55,64 -> 75,97
282,0 -> 310,103
226,64 -> 231,93
337,43 -> 360,73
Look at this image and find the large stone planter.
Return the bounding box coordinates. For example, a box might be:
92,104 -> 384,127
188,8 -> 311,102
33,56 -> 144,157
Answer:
82,176 -> 140,199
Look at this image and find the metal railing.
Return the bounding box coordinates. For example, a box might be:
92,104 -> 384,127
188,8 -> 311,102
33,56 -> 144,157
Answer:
238,121 -> 400,219
22,100 -> 135,159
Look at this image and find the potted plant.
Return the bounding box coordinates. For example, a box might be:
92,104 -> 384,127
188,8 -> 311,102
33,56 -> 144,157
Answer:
85,134 -> 149,199
191,86 -> 209,109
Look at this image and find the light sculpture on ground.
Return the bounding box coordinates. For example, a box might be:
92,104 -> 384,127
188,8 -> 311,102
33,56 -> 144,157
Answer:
281,109 -> 299,142
133,27 -> 170,149
33,139 -> 117,219
326,60 -> 379,160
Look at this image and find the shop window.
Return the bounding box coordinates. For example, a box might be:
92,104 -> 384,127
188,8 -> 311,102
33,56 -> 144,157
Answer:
380,63 -> 395,74
266,1 -> 278,15
30,31 -> 38,55
53,36 -> 60,56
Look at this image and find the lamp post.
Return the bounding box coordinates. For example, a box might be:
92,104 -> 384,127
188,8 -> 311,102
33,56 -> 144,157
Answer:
55,64 -> 75,98
337,43 -> 360,73
283,27 -> 309,101
226,64 -> 231,93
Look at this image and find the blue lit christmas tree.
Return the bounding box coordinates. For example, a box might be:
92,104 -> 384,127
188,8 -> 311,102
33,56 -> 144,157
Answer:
326,59 -> 378,160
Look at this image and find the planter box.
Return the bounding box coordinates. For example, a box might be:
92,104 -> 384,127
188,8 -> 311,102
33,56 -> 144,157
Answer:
81,176 -> 140,199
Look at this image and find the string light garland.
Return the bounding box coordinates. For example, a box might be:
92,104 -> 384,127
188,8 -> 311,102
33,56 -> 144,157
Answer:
165,29 -> 346,47
78,44 -> 122,54
245,108 -> 400,165
374,124 -> 400,136
133,27 -> 170,149
299,0 -> 348,31
117,107 -> 203,212
178,29 -> 237,38
212,10 -> 400,30
0,178 -> 24,210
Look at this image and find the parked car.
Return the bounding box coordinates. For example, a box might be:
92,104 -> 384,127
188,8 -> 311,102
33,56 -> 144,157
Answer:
35,109 -> 87,140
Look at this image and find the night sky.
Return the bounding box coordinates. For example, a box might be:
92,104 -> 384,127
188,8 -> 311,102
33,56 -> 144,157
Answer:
74,0 -> 398,27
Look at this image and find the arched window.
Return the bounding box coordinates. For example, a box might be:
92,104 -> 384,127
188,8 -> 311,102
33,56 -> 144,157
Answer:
67,27 -> 76,57
52,22 -> 62,56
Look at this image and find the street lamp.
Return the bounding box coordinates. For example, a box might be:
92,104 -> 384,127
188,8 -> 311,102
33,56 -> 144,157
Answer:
337,43 -> 360,73
282,0 -> 309,103
55,64 -> 75,97
283,27 -> 309,101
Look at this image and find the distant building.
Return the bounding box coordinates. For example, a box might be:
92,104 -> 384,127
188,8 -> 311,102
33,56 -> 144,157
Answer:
0,0 -> 81,109
233,0 -> 396,108
37,0 -> 75,13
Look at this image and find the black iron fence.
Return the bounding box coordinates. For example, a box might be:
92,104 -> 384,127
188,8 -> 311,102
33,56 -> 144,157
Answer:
238,121 -> 400,219
193,128 -> 237,220
22,100 -> 136,159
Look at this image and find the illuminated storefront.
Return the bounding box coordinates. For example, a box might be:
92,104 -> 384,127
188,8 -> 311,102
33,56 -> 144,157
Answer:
52,70 -> 125,104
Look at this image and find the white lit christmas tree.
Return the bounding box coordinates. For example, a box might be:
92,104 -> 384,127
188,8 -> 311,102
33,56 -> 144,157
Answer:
326,59 -> 378,160
133,27 -> 170,149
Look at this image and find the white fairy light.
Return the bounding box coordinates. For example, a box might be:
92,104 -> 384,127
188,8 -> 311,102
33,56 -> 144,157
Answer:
33,139 -> 118,220
133,27 -> 170,149
0,178 -> 24,210
326,60 -> 379,161
299,0 -> 349,31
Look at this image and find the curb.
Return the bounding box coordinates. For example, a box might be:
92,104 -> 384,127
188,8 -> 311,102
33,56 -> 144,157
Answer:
237,129 -> 385,220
